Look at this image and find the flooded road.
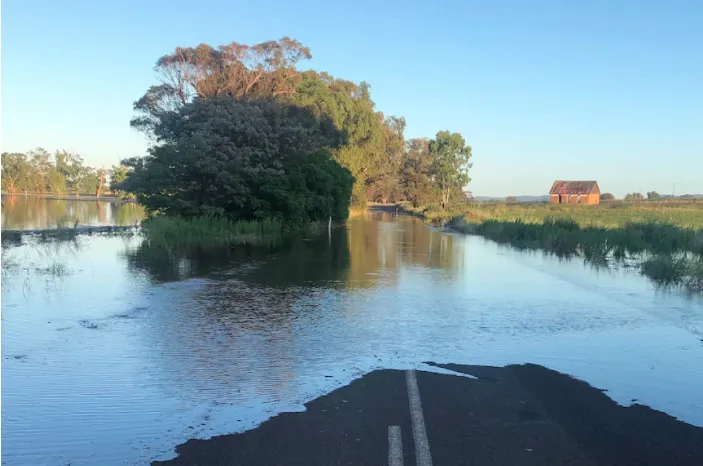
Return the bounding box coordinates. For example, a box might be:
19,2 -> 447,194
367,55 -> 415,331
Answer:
2,211 -> 703,465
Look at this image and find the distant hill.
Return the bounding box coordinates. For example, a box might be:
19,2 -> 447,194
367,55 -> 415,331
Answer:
660,194 -> 703,200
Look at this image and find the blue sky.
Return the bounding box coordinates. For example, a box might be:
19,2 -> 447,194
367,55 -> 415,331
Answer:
2,0 -> 702,197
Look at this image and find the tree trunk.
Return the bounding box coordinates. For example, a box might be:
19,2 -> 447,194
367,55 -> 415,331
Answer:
441,189 -> 450,209
96,172 -> 105,197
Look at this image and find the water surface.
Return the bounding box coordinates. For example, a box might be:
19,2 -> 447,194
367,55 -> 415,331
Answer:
1,196 -> 145,230
2,212 -> 702,465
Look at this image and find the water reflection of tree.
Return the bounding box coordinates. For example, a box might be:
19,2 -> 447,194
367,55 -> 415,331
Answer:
1,196 -> 144,230
345,213 -> 464,288
134,277 -> 313,407
131,214 -> 470,405
130,231 -> 353,404
124,228 -> 351,286
397,214 -> 463,270
243,229 -> 351,287
124,242 -> 255,282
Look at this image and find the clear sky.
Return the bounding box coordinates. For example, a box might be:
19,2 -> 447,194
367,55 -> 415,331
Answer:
2,0 -> 702,197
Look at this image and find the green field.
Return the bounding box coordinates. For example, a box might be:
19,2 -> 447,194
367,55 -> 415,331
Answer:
403,201 -> 703,230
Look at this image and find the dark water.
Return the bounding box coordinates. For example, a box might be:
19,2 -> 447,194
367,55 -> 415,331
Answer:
1,196 -> 145,230
2,212 -> 702,465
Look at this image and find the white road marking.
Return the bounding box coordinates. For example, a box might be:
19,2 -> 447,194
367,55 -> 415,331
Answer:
388,425 -> 404,466
406,370 -> 433,466
416,363 -> 478,379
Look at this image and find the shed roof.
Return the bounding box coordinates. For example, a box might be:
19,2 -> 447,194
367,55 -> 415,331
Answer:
549,181 -> 600,195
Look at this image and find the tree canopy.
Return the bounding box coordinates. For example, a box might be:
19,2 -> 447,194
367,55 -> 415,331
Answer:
119,96 -> 353,223
428,131 -> 472,208
130,37 -> 312,135
624,192 -> 645,200
120,37 -> 473,221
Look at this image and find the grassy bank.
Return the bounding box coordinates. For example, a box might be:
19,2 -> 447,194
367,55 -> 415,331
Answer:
398,202 -> 703,293
401,201 -> 703,230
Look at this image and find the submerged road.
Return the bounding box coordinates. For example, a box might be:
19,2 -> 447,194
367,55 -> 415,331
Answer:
153,363 -> 703,465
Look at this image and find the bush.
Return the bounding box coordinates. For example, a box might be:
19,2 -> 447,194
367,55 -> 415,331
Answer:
255,151 -> 354,225
142,215 -> 283,249
119,96 -> 353,224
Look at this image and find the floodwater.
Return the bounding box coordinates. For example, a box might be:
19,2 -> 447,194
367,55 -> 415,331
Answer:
2,209 -> 703,465
1,195 -> 145,230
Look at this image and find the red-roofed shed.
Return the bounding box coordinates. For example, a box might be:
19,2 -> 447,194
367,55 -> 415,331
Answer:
549,181 -> 601,205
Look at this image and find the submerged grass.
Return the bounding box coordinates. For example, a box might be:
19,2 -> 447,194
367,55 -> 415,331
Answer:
34,262 -> 72,277
141,215 -> 284,249
2,226 -> 138,246
451,218 -> 703,256
641,255 -> 703,293
397,201 -> 703,293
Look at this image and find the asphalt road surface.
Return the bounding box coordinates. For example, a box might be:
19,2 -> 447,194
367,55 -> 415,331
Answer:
153,363 -> 703,465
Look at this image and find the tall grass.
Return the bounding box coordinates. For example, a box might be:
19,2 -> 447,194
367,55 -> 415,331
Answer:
399,201 -> 703,230
141,215 -> 284,249
452,218 -> 703,256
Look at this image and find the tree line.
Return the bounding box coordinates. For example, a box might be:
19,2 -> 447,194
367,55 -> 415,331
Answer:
599,192 -> 699,201
1,148 -> 130,197
115,37 -> 472,223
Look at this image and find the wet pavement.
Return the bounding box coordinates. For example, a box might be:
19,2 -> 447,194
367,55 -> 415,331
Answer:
154,363 -> 703,465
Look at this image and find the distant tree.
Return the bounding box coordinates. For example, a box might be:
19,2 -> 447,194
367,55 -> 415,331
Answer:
459,190 -> 474,203
401,138 -> 437,207
25,148 -> 55,193
108,164 -> 130,196
367,116 -> 406,204
1,152 -> 31,194
600,192 -> 615,201
46,168 -> 67,194
95,169 -> 107,197
505,196 -> 518,204
646,191 -> 660,200
55,150 -> 91,195
624,192 -> 644,200
289,71 -> 387,208
2,148 -> 113,197
77,169 -> 99,196
428,131 -> 472,208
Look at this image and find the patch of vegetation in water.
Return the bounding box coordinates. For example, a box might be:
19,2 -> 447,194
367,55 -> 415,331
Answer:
34,262 -> 72,277
450,218 -> 702,256
2,226 -> 138,247
412,206 -> 703,294
640,255 -> 703,293
141,215 -> 285,249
